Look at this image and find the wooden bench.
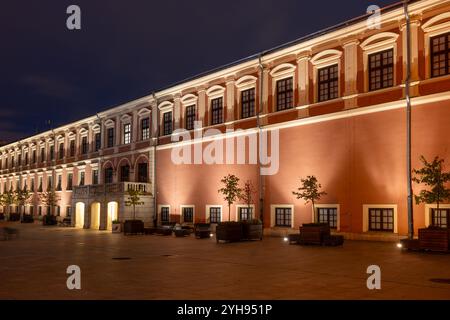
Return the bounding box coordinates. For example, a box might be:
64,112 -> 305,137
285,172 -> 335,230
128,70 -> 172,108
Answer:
194,223 -> 211,239
58,217 -> 72,227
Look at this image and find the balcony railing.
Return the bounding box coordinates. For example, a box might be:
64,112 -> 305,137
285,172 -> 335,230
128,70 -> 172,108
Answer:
73,182 -> 152,198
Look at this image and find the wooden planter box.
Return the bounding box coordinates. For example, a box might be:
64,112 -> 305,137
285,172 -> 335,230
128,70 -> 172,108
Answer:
194,223 -> 211,239
43,215 -> 57,226
299,223 -> 330,245
155,227 -> 173,236
123,220 -> 144,235
174,229 -> 190,237
216,223 -> 243,243
21,215 -> 34,224
419,227 -> 449,252
9,213 -> 21,222
242,223 -> 263,240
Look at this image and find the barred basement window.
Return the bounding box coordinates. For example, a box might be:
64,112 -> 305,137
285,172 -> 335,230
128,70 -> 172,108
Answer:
369,49 -> 394,91
275,207 -> 292,227
161,207 -> 169,222
185,105 -> 196,130
124,123 -> 131,144
431,32 -> 450,77
317,207 -> 337,228
276,77 -> 293,111
163,112 -> 173,136
368,208 -> 394,232
182,207 -> 194,223
239,207 -> 252,221
211,98 -> 223,125
431,208 -> 448,228
141,118 -> 150,140
241,88 -> 255,119
318,64 -> 339,102
209,207 -> 221,223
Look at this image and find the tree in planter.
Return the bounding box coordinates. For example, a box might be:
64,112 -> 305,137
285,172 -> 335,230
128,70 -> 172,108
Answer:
39,189 -> 61,217
1,190 -> 16,218
239,180 -> 257,221
218,174 -> 243,222
292,175 -> 327,220
125,189 -> 145,220
15,188 -> 32,217
412,156 -> 450,226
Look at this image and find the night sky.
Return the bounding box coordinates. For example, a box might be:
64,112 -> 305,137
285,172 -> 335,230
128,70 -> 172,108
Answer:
1,0 -> 397,144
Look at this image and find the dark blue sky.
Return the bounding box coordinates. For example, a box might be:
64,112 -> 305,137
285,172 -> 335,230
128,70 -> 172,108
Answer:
0,0 -> 397,144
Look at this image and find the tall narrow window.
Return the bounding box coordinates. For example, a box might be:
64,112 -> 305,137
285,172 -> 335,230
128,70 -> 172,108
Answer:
18,154 -> 22,166
31,178 -> 35,192
47,176 -> 53,191
137,163 -> 148,183
38,177 -> 43,192
104,167 -> 113,184
92,169 -> 99,185
40,148 -> 45,162
56,175 -> 62,191
79,172 -> 85,186
431,33 -> 450,77
50,146 -> 54,160
69,140 -> 75,157
161,207 -> 170,223
67,173 -> 73,190
241,88 -> 255,119
24,152 -> 28,165
120,165 -> 130,182
163,112 -> 172,136
369,49 -> 394,91
141,118 -> 150,140
107,128 -> 114,148
123,123 -> 131,144
318,64 -> 339,102
95,133 -> 101,151
81,137 -> 88,154
275,207 -> 292,227
185,105 -> 196,130
276,77 -> 293,111
59,143 -> 64,159
211,98 -> 223,125
32,150 -> 36,164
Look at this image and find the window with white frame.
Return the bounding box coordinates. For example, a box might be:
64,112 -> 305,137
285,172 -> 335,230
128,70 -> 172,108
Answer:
141,118 -> 150,140
209,207 -> 221,223
123,123 -> 131,144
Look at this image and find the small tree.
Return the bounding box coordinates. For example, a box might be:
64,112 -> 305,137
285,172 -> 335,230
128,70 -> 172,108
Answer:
15,188 -> 32,216
239,180 -> 257,221
412,156 -> 450,215
2,190 -> 16,216
218,174 -> 242,222
292,175 -> 327,216
39,189 -> 60,216
125,189 -> 144,220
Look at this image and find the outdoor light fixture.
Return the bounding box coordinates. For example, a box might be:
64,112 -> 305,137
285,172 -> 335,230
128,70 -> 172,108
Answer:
210,233 -> 214,238
397,243 -> 403,249
283,237 -> 289,242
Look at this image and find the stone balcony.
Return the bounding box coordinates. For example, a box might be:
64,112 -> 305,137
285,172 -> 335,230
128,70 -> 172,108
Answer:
73,182 -> 152,199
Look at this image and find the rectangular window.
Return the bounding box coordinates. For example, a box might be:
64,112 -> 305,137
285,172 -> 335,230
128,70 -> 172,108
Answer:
56,175 -> 62,191
317,207 -> 337,228
56,206 -> 61,217
318,64 -> 339,102
369,49 -> 394,91
137,163 -> 148,183
92,170 -> 99,185
211,98 -> 223,125
67,173 -> 73,190
120,165 -> 130,182
161,207 -> 170,223
29,206 -> 34,216
239,207 -> 252,221
276,77 -> 293,111
104,167 -> 113,184
185,105 -> 196,130
70,140 -> 75,157
163,112 -> 173,136
59,143 -> 64,159
32,150 -> 36,164
38,177 -> 43,192
79,172 -> 85,186
431,33 -> 450,77
40,148 -> 45,162
124,123 -> 131,144
141,118 -> 150,140
25,152 -> 28,165
18,154 -> 22,166
81,136 -> 88,154
431,208 -> 448,228
95,133 -> 101,151
31,179 -> 35,192
66,206 -> 72,217
47,176 -> 52,191
241,88 -> 255,119
209,207 -> 221,223
275,207 -> 292,227
38,206 -> 42,216
50,146 -> 54,160
107,128 -> 114,148
182,207 -> 194,223
369,208 -> 394,232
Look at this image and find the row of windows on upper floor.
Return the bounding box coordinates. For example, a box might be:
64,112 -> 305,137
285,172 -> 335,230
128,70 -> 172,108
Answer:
2,31 -> 450,163
0,162 -> 149,194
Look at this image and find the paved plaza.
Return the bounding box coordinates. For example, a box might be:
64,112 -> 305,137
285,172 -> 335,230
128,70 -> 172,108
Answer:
1,221 -> 450,300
